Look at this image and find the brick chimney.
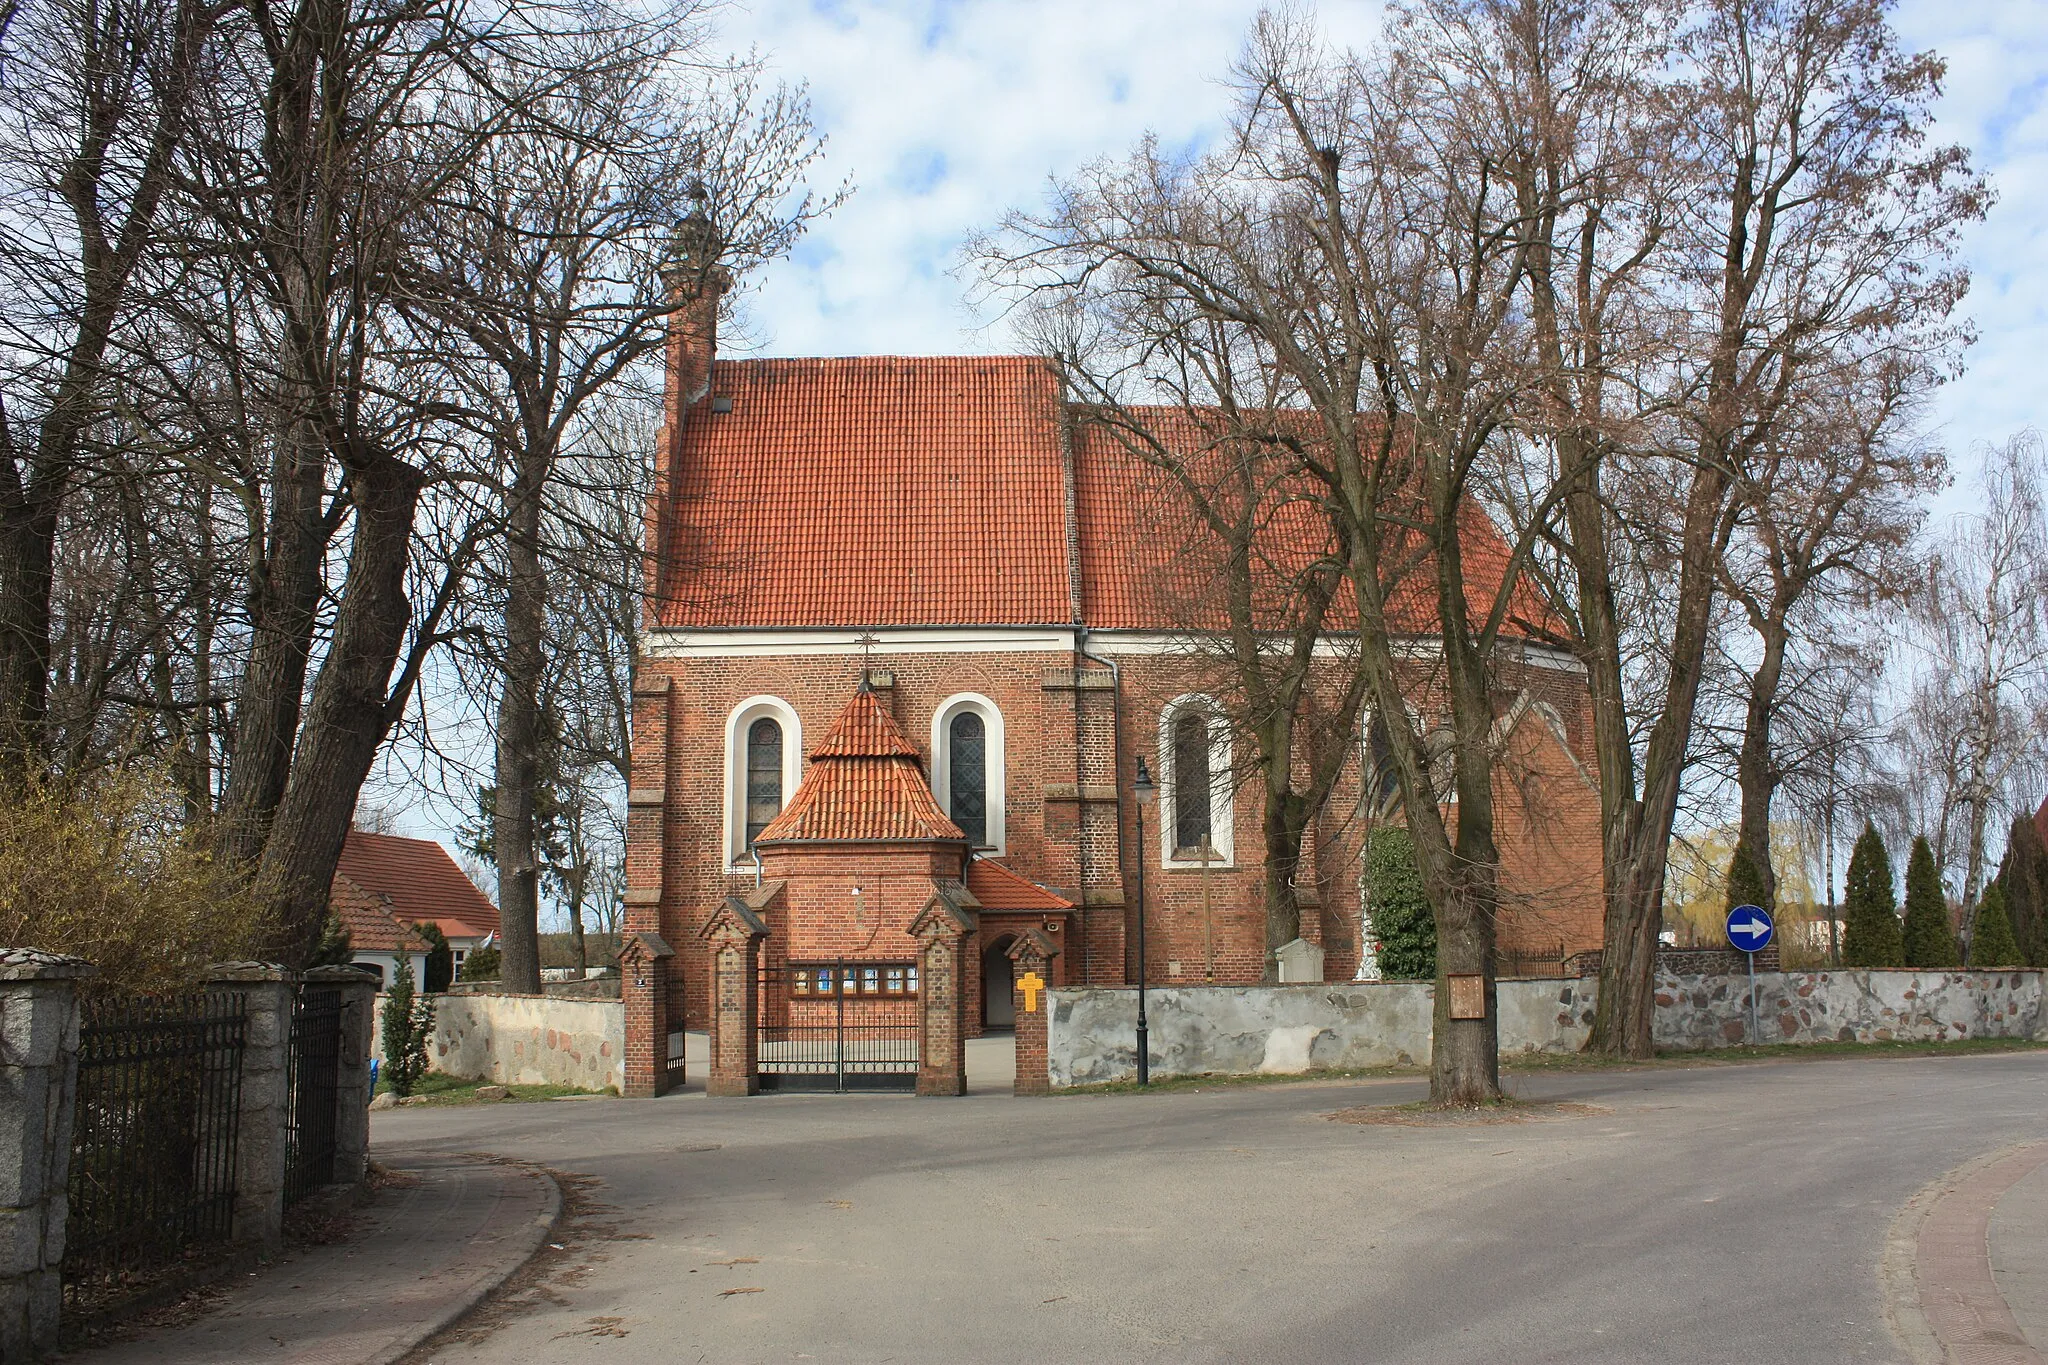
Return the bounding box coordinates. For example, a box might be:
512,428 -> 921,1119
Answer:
663,203 -> 731,422
649,199 -> 732,611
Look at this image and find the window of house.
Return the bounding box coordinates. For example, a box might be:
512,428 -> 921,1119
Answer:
788,963 -> 918,996
948,710 -> 987,846
725,697 -> 801,867
1159,694 -> 1233,867
932,694 -> 1004,853
1366,710 -> 1399,815
745,717 -> 782,850
1173,710 -> 1213,855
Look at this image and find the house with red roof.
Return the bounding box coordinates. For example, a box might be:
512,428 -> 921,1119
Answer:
620,229 -> 1604,1093
332,828 -> 501,985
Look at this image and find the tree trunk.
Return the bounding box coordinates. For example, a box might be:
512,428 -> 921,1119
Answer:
495,451 -> 547,994
0,488 -> 58,769
1588,455 -> 1730,1057
1734,625 -> 1789,911
1260,786 -> 1308,979
216,414 -> 328,863
257,454 -> 425,961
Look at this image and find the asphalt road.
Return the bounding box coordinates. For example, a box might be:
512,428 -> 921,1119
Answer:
382,1051 -> 2048,1364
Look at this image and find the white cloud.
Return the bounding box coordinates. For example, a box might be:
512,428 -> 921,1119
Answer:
716,0 -> 1383,357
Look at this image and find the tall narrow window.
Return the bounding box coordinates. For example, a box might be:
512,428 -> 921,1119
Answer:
948,710 -> 988,846
1173,710 -> 1213,854
1366,712 -> 1398,813
744,717 -> 783,850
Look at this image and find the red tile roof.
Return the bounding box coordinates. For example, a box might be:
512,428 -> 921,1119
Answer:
756,688 -> 967,844
329,877 -> 432,955
333,829 -> 500,940
964,857 -> 1074,911
657,355 -> 1567,642
660,356 -> 1072,627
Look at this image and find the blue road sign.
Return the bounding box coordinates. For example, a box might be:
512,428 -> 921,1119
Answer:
1725,904 -> 1775,953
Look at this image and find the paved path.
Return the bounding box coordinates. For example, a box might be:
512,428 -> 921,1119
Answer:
1995,1155 -> 2048,1358
367,1049 -> 2048,1364
73,1152 -> 557,1365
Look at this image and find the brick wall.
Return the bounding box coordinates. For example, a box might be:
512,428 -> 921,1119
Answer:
630,642 -> 1608,1031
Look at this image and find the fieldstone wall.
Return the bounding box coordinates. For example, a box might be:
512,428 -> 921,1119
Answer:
374,992 -> 624,1093
1652,969 -> 2047,1050
1046,969 -> 2045,1087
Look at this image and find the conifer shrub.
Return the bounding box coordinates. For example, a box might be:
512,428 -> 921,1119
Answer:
308,913 -> 353,967
1970,882 -> 2023,968
379,952 -> 435,1096
1725,843 -> 1770,913
1996,813 -> 2048,967
458,943 -> 502,983
1364,826 -> 1434,979
1841,822 -> 1903,968
416,921 -> 454,992
1901,835 -> 1959,968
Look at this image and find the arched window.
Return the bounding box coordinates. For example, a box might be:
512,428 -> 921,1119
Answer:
948,710 -> 987,847
933,694 -> 1005,853
1158,694 -> 1233,867
1365,711 -> 1399,815
725,696 -> 801,867
1172,710 -> 1212,854
744,718 -> 783,850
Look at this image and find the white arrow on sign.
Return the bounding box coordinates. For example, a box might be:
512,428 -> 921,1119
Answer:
1731,915 -> 1769,939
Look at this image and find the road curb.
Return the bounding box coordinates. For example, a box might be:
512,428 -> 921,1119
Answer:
1883,1142 -> 2048,1365
377,1158 -> 564,1365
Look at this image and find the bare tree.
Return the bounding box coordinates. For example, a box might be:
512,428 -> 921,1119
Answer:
402,17 -> 835,991
982,8 -> 1580,1103
1714,359 -> 1941,909
1897,434 -> 2048,945
1517,0 -> 1982,1056
0,0 -> 222,770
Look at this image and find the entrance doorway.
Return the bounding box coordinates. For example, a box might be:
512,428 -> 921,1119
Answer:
982,937 -> 1016,1029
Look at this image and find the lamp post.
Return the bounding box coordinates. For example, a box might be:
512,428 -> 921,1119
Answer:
1132,755 -> 1156,1086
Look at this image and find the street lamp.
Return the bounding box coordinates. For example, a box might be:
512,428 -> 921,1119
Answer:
1132,755 -> 1156,1086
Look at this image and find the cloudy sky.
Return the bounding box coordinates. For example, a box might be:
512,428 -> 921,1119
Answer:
715,0 -> 2047,480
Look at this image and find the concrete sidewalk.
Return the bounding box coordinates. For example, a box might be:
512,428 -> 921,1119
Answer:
71,1151 -> 558,1365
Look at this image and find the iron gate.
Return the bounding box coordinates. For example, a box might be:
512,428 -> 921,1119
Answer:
757,960 -> 919,1092
284,986 -> 342,1202
65,991 -> 247,1303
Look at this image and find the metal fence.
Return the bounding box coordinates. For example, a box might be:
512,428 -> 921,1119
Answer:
758,962 -> 919,1092
64,992 -> 247,1304
1497,944 -> 1574,979
284,987 -> 342,1203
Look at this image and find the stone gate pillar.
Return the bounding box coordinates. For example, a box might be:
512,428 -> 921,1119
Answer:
0,949 -> 92,1359
910,889 -> 978,1097
619,931 -> 677,1097
210,962 -> 296,1253
1007,930 -> 1062,1096
699,899 -> 768,1097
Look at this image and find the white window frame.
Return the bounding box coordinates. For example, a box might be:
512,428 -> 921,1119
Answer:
725,696 -> 803,869
1158,693 -> 1233,869
931,693 -> 1005,855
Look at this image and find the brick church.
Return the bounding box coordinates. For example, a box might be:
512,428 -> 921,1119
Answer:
618,238 -> 1605,1095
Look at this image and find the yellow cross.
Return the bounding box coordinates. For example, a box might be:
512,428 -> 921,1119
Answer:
1018,970 -> 1045,1013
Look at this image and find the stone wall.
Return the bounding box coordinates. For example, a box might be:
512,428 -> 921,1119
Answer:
1652,969 -> 2046,1050
1044,969 -> 2047,1087
374,992 -> 625,1093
